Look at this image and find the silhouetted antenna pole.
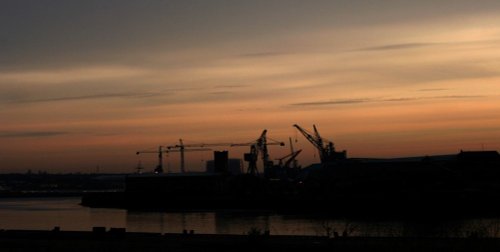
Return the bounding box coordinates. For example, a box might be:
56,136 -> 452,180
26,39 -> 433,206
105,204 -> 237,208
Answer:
289,137 -> 299,169
136,161 -> 144,174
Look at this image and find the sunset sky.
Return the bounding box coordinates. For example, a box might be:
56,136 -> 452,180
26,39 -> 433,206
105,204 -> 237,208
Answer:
1,1 -> 500,173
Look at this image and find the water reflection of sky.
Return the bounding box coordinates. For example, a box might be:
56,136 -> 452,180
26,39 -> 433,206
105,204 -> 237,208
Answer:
1,197 -> 500,237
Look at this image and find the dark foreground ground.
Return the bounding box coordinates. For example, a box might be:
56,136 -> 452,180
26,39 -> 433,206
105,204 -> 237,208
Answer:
1,229 -> 500,252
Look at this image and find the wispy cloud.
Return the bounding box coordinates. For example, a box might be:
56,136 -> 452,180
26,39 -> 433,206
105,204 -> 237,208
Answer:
0,131 -> 68,138
209,91 -> 233,95
213,84 -> 247,89
238,51 -> 288,58
381,97 -> 419,102
357,43 -> 440,51
291,98 -> 370,106
418,88 -> 450,92
0,66 -> 149,84
6,92 -> 164,104
436,95 -> 485,99
291,95 -> 485,107
356,39 -> 500,52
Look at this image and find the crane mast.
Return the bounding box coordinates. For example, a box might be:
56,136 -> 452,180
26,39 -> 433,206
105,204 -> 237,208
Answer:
257,130 -> 270,169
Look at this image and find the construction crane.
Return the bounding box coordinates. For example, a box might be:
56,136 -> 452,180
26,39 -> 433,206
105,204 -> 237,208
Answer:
276,138 -> 302,169
167,139 -> 232,173
293,124 -> 346,164
136,145 -> 211,174
231,130 -> 285,175
136,146 -> 168,174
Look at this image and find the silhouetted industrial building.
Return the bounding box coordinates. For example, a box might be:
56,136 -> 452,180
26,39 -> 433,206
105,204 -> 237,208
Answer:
206,151 -> 243,175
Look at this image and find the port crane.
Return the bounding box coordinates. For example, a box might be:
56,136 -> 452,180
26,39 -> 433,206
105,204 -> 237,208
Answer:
231,130 -> 285,175
167,139 -> 233,173
142,131 -> 284,174
293,124 -> 346,164
276,149 -> 302,168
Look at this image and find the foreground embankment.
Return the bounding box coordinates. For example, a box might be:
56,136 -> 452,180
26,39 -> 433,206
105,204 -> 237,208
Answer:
1,228 -> 500,252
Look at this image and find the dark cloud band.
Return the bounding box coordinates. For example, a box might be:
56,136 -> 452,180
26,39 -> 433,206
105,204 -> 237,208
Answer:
6,92 -> 162,104
0,131 -> 68,138
357,43 -> 440,51
291,95 -> 484,107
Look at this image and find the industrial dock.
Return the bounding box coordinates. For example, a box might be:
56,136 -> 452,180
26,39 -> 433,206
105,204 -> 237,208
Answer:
80,125 -> 500,218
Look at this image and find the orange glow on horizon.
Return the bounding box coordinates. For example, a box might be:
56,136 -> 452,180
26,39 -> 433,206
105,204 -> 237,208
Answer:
1,4 -> 500,173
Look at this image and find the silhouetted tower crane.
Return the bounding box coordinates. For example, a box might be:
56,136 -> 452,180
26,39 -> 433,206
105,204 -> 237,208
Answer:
168,139 -> 232,173
136,146 -> 168,174
231,130 -> 285,175
293,124 -> 346,164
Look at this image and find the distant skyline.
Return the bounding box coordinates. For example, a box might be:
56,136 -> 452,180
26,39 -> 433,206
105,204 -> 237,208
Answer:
1,1 -> 500,173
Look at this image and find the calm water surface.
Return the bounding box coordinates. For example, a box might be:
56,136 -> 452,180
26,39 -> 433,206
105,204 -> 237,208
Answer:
1,197 -> 500,237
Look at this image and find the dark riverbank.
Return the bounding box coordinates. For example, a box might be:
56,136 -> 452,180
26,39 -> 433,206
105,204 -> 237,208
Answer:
0,173 -> 125,196
81,190 -> 500,220
1,228 -> 500,252
82,151 -> 500,219
0,191 -> 85,198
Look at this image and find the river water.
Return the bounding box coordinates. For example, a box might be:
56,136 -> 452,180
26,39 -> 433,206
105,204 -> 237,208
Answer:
1,197 -> 500,237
